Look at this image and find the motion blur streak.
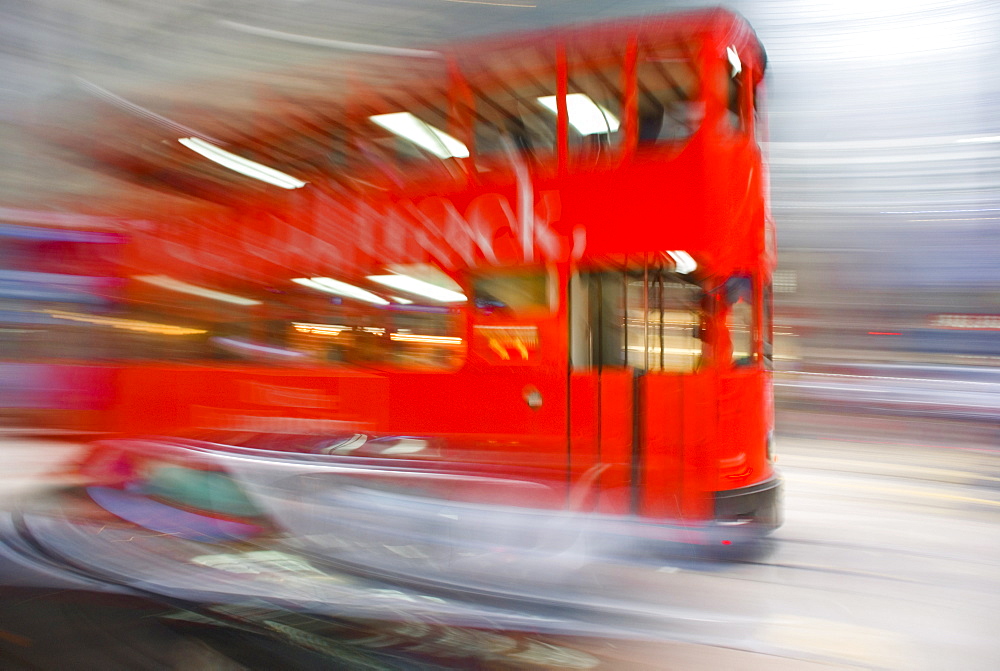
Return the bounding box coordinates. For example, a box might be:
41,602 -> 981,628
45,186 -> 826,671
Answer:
2,1 -> 1000,670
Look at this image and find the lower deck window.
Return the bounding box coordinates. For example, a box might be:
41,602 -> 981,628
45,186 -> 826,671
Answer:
727,276 -> 754,366
572,262 -> 703,373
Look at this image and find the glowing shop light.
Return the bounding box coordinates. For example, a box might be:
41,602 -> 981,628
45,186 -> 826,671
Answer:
367,274 -> 467,303
369,112 -> 469,159
293,277 -> 389,305
178,137 -> 307,189
537,94 -> 620,135
134,275 -> 261,306
666,250 -> 697,275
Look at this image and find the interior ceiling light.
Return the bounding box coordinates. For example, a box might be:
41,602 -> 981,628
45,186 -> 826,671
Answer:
726,46 -> 742,78
666,250 -> 697,274
178,137 -> 307,189
134,275 -> 261,306
537,94 -> 620,135
293,277 -> 389,305
367,274 -> 467,303
389,333 -> 463,344
369,113 -> 469,159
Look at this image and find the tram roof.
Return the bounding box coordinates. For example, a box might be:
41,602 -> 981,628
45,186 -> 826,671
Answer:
29,7 -> 765,219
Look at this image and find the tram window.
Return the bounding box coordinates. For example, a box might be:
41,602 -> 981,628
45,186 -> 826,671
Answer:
112,267 -> 467,371
339,128 -> 405,189
473,270 -> 552,316
382,308 -> 464,370
360,101 -> 465,183
726,69 -> 747,133
727,276 -> 754,366
753,84 -> 765,145
472,78 -> 559,169
326,127 -> 352,172
0,318 -> 121,362
636,48 -> 701,144
569,271 -> 625,369
626,269 -> 703,372
763,282 -> 773,367
564,59 -> 625,160
110,309 -> 215,362
286,308 -> 463,372
289,267 -> 466,371
571,265 -> 702,372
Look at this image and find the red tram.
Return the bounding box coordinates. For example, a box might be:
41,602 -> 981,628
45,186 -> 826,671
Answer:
53,9 -> 780,533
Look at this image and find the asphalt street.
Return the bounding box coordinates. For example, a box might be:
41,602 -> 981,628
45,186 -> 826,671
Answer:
0,421 -> 998,670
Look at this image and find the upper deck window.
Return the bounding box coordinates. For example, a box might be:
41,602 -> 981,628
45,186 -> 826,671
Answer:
370,112 -> 468,161
636,45 -> 701,145
467,50 -> 559,170
473,94 -> 558,169
562,55 -> 626,162
345,98 -> 466,187
722,46 -> 753,136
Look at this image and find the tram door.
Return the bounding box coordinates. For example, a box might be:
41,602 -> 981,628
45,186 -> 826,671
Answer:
569,259 -> 705,518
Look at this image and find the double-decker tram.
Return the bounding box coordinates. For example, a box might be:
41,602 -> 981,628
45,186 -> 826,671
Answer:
81,8 -> 779,538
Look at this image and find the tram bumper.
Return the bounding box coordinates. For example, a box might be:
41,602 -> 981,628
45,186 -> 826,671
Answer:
713,476 -> 782,535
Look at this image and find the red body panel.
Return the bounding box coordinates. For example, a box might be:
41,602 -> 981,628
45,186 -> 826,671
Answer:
29,9 -> 778,530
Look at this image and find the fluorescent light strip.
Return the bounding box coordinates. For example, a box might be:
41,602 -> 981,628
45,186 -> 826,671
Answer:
134,275 -> 261,306
293,277 -> 389,305
293,322 -> 348,336
537,94 -> 620,135
390,333 -> 463,345
666,250 -> 697,274
727,46 -> 742,77
369,113 -> 469,159
179,137 -> 307,189
367,274 -> 466,303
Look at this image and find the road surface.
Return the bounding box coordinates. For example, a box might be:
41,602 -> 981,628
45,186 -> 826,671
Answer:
0,422 -> 998,669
